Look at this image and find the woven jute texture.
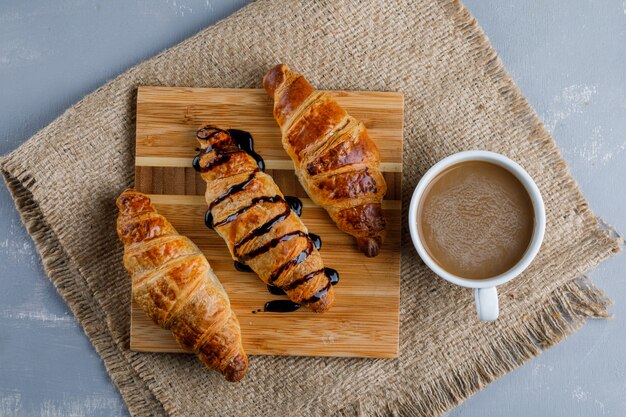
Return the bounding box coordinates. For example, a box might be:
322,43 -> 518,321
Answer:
1,0 -> 622,416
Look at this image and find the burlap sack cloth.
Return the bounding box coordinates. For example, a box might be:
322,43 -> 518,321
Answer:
1,0 -> 622,416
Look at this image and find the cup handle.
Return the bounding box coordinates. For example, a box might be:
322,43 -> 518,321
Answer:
474,287 -> 499,321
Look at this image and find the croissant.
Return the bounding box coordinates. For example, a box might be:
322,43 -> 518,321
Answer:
194,126 -> 334,313
116,189 -> 248,382
263,64 -> 387,257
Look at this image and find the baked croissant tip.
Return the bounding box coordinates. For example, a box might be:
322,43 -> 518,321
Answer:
196,125 -> 222,139
116,188 -> 136,203
116,188 -> 154,216
357,237 -> 381,257
223,352 -> 249,382
309,293 -> 335,313
263,63 -> 290,97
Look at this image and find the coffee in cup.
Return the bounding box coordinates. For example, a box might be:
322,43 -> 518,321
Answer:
417,160 -> 535,279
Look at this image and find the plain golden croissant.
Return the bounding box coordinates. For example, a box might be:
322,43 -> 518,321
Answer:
193,126 -> 335,313
263,64 -> 387,257
116,189 -> 248,382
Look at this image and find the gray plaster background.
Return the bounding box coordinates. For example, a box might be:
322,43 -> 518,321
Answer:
0,1 -> 624,416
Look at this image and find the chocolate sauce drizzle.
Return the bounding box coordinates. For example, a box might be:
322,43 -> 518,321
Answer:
266,285 -> 286,295
193,127 -> 266,173
204,209 -> 214,229
227,129 -> 266,172
268,241 -> 313,284
284,196 -> 302,217
264,300 -> 301,313
193,128 -> 234,173
325,267 -> 340,286
309,233 -> 322,250
234,261 -> 253,272
304,282 -> 331,303
196,127 -> 221,141
263,267 -> 339,312
213,195 -> 282,228
209,171 -> 258,211
234,203 -> 292,255
239,231 -> 307,262
277,267 -> 339,293
283,268 -> 324,291
192,148 -> 240,172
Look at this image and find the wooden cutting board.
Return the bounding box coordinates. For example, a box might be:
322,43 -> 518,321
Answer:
131,86 -> 404,358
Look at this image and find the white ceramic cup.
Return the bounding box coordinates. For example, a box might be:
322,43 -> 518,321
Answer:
408,150 -> 546,321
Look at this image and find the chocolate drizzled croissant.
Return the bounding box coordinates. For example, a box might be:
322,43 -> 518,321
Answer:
194,126 -> 335,313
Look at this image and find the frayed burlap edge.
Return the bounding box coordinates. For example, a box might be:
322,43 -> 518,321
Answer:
333,276 -> 617,417
1,0 -> 624,416
336,1 -> 624,416
0,170 -> 167,417
323,2 -> 624,416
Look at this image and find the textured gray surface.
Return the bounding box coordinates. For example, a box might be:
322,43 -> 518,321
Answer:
0,1 -> 624,416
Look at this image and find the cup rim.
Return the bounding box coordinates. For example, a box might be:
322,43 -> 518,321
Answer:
408,150 -> 546,289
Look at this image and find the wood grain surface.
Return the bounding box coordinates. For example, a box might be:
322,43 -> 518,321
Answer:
131,86 -> 404,358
